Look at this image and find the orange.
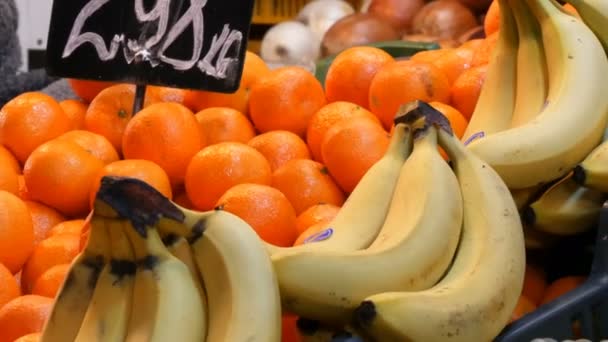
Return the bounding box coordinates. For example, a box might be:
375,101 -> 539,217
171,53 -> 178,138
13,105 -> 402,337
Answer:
306,101 -> 380,163
563,3 -> 579,17
0,295 -> 53,342
13,332 -> 42,342
68,78 -> 117,103
0,263 -> 20,309
471,32 -> 499,67
84,84 -> 136,153
460,38 -> 485,51
122,102 -> 203,186
195,107 -> 255,145
248,130 -> 311,171
484,0 -> 500,36
31,263 -> 70,298
541,276 -> 586,305
410,49 -> 451,65
431,47 -> 475,85
145,86 -> 187,105
24,140 -> 104,217
0,92 -> 71,164
249,66 -> 326,137
184,51 -> 271,114
324,46 -> 394,109
281,314 -> 300,342
89,159 -> 173,207
47,219 -> 88,238
17,176 -> 31,201
21,234 -> 80,293
272,159 -> 346,215
0,145 -> 20,173
0,161 -> 18,195
450,64 -> 488,121
173,188 -> 195,210
293,220 -> 331,246
185,142 -> 272,211
522,264 -> 547,305
55,130 -> 119,164
216,183 -> 298,247
295,203 -> 340,235
321,116 -> 390,193
429,102 -> 468,138
510,295 -> 536,323
369,60 -> 451,130
0,192 -> 34,273
59,99 -> 87,130
24,201 -> 66,246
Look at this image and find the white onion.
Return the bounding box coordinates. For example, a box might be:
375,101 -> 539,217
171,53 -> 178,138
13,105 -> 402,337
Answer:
260,21 -> 321,69
297,0 -> 356,44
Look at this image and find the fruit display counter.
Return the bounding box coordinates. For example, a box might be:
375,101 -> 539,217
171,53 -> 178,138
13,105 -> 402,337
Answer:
1,0 -> 608,341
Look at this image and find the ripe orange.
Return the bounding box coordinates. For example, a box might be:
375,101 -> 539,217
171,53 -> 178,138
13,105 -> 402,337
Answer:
510,295 -> 536,322
324,46 -> 394,109
0,295 -> 53,342
47,219 -> 88,238
522,264 -> 548,305
0,145 -> 20,174
184,51 -> 271,114
173,188 -> 195,210
306,101 -> 380,163
195,107 -> 255,145
410,49 -> 451,65
429,102 -> 468,138
450,64 -> 488,121
90,159 -> 173,207
23,140 -> 105,217
67,78 -> 116,103
431,47 -> 475,85
321,116 -> 390,193
460,39 -> 486,51
0,160 -> 19,195
122,102 -> 203,186
31,263 -> 70,298
216,183 -> 298,247
0,92 -> 71,164
484,0 -> 500,36
249,66 -> 326,137
21,234 -> 80,293
59,99 -> 87,130
272,159 -> 346,215
55,130 -> 119,165
563,3 -> 579,16
0,263 -> 20,309
24,201 -> 66,246
293,220 -> 331,246
17,176 -> 31,201
281,314 -> 300,342
248,130 -> 311,171
84,84 -> 136,153
541,276 -> 586,305
471,32 -> 499,67
13,332 -> 42,342
145,86 -> 187,105
295,203 -> 340,235
368,60 -> 451,130
185,142 -> 272,211
0,192 -> 34,273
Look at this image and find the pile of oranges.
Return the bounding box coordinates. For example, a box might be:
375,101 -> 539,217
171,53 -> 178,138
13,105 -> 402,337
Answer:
0,2 -> 587,340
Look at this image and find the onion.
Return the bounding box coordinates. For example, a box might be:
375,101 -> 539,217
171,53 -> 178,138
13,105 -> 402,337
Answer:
297,0 -> 355,44
260,21 -> 320,68
321,13 -> 400,57
411,0 -> 479,41
456,0 -> 493,13
457,25 -> 486,44
367,0 -> 426,34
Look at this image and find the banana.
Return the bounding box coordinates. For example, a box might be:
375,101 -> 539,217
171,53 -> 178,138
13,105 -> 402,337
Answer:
466,0 -> 608,189
267,116 -> 413,256
510,185 -> 544,211
40,210 -> 110,342
566,0 -> 608,52
355,107 -> 525,342
74,219 -> 136,342
509,0 -> 549,128
573,139 -> 608,192
462,0 -> 519,144
523,172 -> 605,235
271,122 -> 463,324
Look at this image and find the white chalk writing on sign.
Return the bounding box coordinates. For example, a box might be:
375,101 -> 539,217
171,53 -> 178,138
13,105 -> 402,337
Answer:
62,0 -> 243,79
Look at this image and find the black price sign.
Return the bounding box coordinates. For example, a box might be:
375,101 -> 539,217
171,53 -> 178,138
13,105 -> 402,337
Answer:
45,0 -> 255,93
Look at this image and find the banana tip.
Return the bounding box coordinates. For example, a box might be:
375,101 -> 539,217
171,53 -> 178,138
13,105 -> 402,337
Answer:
572,165 -> 586,185
354,300 -> 377,327
395,100 -> 453,136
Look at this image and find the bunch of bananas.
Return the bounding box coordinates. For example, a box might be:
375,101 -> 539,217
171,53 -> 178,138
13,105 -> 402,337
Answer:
461,0 -> 608,247
39,176 -> 282,342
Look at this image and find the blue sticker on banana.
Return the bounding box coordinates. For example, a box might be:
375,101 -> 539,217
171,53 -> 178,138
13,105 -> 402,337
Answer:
303,228 -> 334,244
464,131 -> 485,146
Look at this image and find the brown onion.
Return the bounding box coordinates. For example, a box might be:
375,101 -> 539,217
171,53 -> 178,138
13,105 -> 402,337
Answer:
367,0 -> 426,34
321,13 -> 400,57
411,0 -> 479,41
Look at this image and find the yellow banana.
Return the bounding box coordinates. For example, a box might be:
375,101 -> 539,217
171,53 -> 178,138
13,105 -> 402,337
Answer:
566,0 -> 608,52
574,139 -> 608,192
